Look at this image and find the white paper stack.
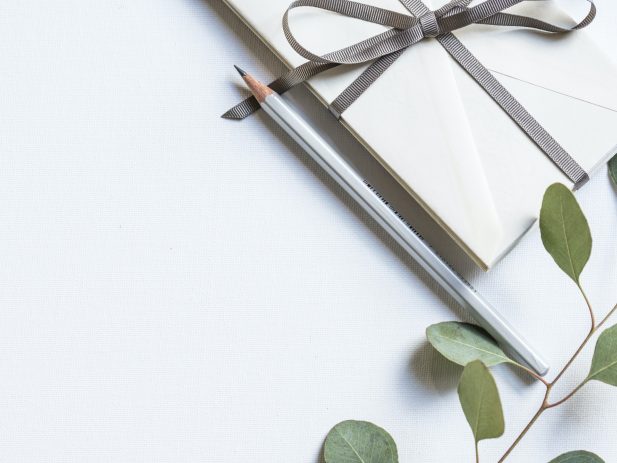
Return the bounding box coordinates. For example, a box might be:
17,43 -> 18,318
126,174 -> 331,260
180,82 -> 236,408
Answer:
222,0 -> 617,269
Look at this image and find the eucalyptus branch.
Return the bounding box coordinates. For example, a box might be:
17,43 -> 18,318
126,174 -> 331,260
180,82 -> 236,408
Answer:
499,292 -> 617,462
323,181 -> 617,463
550,322 -> 594,387
596,302 -> 617,331
501,376 -> 587,462
427,183 -> 617,463
498,387 -> 550,463
544,302 -> 617,410
546,380 -> 587,409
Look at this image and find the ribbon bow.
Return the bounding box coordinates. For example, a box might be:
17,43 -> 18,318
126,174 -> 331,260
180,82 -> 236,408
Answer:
223,0 -> 596,188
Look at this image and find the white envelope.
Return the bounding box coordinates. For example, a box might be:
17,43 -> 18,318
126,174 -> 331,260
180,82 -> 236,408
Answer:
223,0 -> 617,269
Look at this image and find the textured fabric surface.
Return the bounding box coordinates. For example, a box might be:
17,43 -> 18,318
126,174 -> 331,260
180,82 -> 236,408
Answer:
0,1 -> 616,462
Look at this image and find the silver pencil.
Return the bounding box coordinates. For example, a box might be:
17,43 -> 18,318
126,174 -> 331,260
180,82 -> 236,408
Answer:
234,65 -> 549,376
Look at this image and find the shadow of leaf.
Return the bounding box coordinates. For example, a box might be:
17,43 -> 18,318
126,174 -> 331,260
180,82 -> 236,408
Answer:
409,341 -> 463,393
315,440 -> 325,463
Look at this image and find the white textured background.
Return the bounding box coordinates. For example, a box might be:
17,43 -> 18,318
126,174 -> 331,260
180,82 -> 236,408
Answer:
0,1 -> 616,462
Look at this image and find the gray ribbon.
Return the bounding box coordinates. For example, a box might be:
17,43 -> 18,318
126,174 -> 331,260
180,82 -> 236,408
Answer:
223,0 -> 596,188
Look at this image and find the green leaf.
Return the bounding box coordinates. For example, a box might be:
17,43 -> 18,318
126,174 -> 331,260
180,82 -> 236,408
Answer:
324,420 -> 398,463
587,324 -> 617,386
427,322 -> 514,367
548,450 -> 604,462
539,183 -> 591,283
608,153 -> 617,187
458,360 -> 504,443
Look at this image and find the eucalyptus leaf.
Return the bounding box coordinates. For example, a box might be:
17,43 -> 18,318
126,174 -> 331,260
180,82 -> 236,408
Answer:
548,450 -> 604,463
427,322 -> 514,367
608,153 -> 617,187
457,360 -> 504,443
587,324 -> 617,386
539,183 -> 591,283
324,420 -> 398,463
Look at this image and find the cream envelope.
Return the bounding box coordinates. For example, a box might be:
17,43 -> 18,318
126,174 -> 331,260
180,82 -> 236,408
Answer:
223,0 -> 617,269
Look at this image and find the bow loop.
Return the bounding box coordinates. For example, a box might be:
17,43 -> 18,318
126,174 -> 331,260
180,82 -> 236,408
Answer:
282,0 -> 423,66
223,0 -> 596,188
434,0 -> 474,17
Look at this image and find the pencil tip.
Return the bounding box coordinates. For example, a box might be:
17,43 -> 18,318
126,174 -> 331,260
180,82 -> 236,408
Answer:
233,65 -> 247,77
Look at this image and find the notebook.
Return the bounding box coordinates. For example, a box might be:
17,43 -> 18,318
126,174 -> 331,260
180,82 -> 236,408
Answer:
222,0 -> 617,269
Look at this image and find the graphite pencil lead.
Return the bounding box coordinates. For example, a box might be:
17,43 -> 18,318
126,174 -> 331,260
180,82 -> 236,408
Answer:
233,65 -> 247,77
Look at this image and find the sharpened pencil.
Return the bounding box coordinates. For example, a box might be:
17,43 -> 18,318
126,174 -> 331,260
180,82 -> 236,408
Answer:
234,65 -> 549,377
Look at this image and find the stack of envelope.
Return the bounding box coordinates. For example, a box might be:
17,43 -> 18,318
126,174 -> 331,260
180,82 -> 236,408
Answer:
222,0 -> 617,269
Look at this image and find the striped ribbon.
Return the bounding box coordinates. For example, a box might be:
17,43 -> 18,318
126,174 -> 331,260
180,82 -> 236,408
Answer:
223,0 -> 596,188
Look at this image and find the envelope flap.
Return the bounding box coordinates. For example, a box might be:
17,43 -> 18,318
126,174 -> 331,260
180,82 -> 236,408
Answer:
452,1 -> 617,112
338,45 -> 505,262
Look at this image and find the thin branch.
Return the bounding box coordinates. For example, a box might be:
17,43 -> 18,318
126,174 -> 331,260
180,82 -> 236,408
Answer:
550,299 -> 617,387
550,327 -> 594,386
497,389 -> 550,463
550,284 -> 596,386
498,294 -> 617,462
499,288 -> 602,461
596,302 -> 617,331
546,380 -> 587,409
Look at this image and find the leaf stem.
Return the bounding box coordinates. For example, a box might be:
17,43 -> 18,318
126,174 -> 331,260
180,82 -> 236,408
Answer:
545,380 -> 587,409
578,284 -> 596,331
475,441 -> 479,463
515,363 -> 549,386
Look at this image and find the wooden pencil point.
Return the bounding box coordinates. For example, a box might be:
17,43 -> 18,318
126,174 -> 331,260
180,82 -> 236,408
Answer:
237,67 -> 273,103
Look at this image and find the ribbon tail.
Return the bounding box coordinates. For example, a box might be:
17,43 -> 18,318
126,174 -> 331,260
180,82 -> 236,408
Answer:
223,48 -> 406,120
221,96 -> 261,120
